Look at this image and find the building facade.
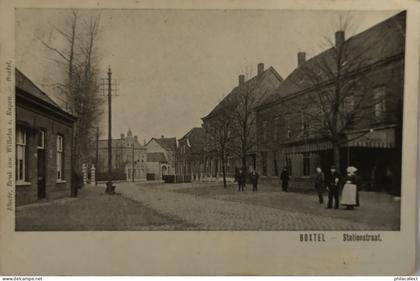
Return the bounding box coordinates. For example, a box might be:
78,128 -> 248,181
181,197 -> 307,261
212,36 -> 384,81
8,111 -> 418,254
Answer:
145,136 -> 177,179
175,127 -> 205,183
15,69 -> 77,206
255,12 -> 405,195
94,129 -> 147,181
201,63 -> 283,181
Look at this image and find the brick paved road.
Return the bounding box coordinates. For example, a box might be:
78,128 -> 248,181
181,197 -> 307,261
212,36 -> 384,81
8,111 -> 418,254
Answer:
119,182 -> 394,230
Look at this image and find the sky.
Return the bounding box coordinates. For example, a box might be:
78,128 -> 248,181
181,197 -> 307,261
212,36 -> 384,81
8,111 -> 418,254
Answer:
15,9 -> 400,142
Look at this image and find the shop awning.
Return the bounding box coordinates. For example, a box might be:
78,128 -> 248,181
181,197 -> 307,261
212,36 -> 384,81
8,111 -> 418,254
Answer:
344,127 -> 395,148
282,127 -> 396,153
283,141 -> 332,154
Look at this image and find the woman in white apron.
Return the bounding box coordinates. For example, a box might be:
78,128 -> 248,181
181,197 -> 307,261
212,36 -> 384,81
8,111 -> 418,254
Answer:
341,166 -> 358,210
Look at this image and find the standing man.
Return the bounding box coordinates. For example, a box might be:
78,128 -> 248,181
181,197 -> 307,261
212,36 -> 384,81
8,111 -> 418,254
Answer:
238,168 -> 245,192
280,167 -> 290,192
326,165 -> 341,209
314,167 -> 325,204
250,169 -> 259,192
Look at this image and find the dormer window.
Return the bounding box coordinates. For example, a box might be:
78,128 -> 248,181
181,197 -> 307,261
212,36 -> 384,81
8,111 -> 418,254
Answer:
287,127 -> 292,139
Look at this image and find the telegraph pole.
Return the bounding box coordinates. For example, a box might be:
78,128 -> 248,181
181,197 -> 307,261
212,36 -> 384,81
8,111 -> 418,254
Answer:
105,67 -> 115,194
95,126 -> 99,186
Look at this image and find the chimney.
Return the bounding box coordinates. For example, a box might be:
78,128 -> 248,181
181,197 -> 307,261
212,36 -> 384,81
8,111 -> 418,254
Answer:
335,30 -> 345,47
120,133 -> 125,140
297,52 -> 306,67
134,135 -> 138,142
238,74 -> 245,86
161,135 -> 164,139
257,63 -> 264,76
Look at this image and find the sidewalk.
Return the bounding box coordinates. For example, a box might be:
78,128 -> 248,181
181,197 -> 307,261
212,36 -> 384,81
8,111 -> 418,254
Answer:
15,184 -> 193,231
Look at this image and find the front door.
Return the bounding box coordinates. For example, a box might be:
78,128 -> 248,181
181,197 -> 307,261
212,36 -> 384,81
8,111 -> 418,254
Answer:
37,130 -> 47,199
37,147 -> 46,199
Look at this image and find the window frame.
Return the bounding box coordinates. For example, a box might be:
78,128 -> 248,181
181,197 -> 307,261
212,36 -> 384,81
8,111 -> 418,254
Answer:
16,127 -> 29,185
262,120 -> 268,143
373,86 -> 386,120
261,152 -> 267,176
37,129 -> 46,149
56,134 -> 64,181
303,152 -> 311,176
273,117 -> 279,141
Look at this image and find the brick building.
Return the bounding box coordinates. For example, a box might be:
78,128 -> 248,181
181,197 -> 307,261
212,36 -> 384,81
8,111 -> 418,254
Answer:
255,12 -> 405,194
145,136 -> 177,179
94,128 -> 147,181
201,63 -> 283,180
175,127 -> 205,183
15,69 -> 76,205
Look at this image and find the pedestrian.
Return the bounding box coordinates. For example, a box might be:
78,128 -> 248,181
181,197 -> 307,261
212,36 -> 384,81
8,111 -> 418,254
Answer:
341,166 -> 359,210
250,169 -> 259,192
280,167 -> 289,192
326,165 -> 340,209
314,167 -> 325,204
238,168 -> 245,192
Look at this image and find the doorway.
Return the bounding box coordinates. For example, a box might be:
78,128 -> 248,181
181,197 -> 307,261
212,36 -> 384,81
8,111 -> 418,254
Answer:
37,148 -> 46,199
37,129 -> 46,200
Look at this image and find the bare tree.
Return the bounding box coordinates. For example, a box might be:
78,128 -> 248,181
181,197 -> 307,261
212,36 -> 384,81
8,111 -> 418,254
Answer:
287,15 -> 400,171
40,10 -> 103,173
207,109 -> 232,188
229,69 -> 263,173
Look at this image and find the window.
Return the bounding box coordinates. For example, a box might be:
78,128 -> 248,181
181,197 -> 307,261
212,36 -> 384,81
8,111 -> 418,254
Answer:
16,127 -> 27,182
344,95 -> 355,113
273,117 -> 279,141
57,135 -> 64,180
273,151 -> 279,176
262,120 -> 268,142
261,152 -> 267,176
38,129 -> 45,149
286,156 -> 292,176
303,153 -> 311,176
373,87 -> 386,120
287,126 -> 292,139
301,114 -> 308,131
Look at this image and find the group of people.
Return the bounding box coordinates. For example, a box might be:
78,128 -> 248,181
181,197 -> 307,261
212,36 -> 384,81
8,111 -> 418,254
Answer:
236,168 -> 259,192
235,164 -> 360,210
314,165 -> 360,210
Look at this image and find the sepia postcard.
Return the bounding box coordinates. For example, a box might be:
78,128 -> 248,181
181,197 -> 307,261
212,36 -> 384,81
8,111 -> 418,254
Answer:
0,0 -> 418,276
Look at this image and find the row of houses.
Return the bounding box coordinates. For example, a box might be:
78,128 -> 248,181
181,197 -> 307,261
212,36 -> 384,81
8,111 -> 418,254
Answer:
175,11 -> 405,195
90,130 -> 177,182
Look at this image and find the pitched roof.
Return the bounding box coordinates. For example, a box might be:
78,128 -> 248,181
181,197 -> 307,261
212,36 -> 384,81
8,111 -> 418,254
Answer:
259,11 -> 406,108
146,152 -> 167,163
178,127 -> 205,153
15,68 -> 76,123
16,68 -> 60,107
148,137 -> 177,151
202,66 -> 283,120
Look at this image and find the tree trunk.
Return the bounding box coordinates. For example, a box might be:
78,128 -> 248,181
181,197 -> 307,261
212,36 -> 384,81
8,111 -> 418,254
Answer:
222,152 -> 227,189
241,155 -> 247,173
333,142 -> 341,172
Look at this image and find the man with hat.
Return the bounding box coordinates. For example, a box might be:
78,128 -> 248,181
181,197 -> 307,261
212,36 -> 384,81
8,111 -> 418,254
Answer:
326,165 -> 341,209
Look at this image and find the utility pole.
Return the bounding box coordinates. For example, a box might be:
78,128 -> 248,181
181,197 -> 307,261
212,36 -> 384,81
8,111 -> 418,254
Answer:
105,67 -> 115,194
95,126 -> 99,186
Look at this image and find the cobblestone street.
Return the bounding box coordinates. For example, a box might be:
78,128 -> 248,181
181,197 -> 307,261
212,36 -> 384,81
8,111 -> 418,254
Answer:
118,181 -> 400,230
